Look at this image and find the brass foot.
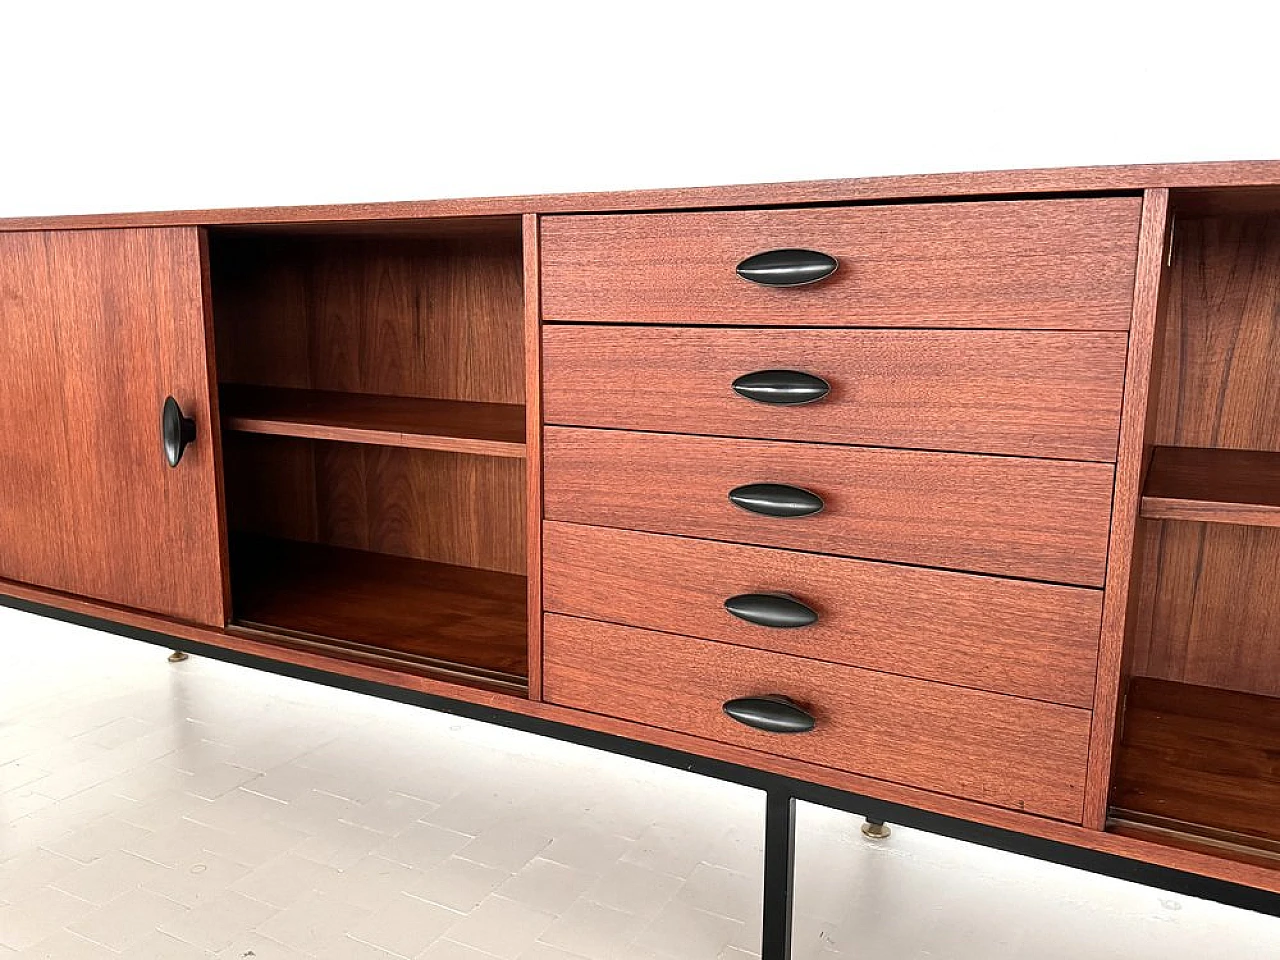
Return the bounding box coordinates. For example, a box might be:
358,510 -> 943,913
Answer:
167,650 -> 189,663
861,819 -> 891,839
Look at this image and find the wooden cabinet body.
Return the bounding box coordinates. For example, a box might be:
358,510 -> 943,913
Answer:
3,161 -> 1280,903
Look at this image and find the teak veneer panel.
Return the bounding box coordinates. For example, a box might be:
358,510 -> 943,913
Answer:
220,384 -> 526,458
1141,446 -> 1280,526
211,233 -> 524,405
540,198 -> 1142,329
543,428 -> 1115,586
543,327 -> 1128,461
0,228 -> 226,626
224,435 -> 526,575
232,536 -> 527,692
9,160 -> 1280,232
543,614 -> 1091,821
543,523 -> 1102,707
1131,213 -> 1280,697
1112,679 -> 1280,850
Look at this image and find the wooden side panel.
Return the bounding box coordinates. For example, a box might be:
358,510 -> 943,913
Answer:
523,214 -> 544,700
0,229 -> 226,626
212,233 -> 525,404
1083,189 -> 1170,827
543,327 -> 1128,461
1131,214 -> 1280,697
543,428 -> 1115,586
223,435 -> 525,575
543,522 -> 1101,707
540,198 -> 1142,328
543,614 -> 1092,821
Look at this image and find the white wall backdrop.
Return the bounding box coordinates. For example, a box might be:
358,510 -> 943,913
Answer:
1,0 -> 1278,218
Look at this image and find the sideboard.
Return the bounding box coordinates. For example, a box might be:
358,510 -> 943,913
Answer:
2,161 -> 1278,951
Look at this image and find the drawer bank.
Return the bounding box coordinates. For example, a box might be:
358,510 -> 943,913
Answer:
3,162 -> 1280,954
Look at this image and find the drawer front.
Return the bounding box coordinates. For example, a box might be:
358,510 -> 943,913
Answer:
540,198 -> 1141,329
543,327 -> 1127,461
543,522 -> 1101,707
542,428 -> 1114,586
543,614 -> 1091,821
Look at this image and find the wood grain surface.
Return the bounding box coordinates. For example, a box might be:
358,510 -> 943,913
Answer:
220,384 -> 526,457
232,535 -> 527,692
1111,678 -> 1280,851
542,614 -> 1091,821
1129,213 -> 1280,697
4,159 -> 1280,232
211,231 -> 524,405
1083,189 -> 1170,828
223,434 -> 526,575
540,198 -> 1142,328
1141,446 -> 1280,526
4,576 -> 1279,893
523,213 -> 544,700
543,522 -> 1101,706
0,228 -> 226,625
543,427 -> 1115,586
542,327 -> 1128,461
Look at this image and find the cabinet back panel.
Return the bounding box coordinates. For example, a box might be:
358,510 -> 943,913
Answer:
224,434 -> 525,575
1132,214 -> 1280,696
211,233 -> 524,404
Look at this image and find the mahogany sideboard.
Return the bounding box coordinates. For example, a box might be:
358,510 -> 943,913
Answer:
3,161 -> 1279,948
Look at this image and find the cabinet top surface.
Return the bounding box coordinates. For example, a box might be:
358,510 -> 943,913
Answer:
3,160 -> 1280,232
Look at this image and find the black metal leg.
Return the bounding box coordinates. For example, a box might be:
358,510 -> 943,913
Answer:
762,791 -> 796,960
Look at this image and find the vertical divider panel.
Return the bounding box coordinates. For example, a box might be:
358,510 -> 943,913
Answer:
198,229 -> 234,622
524,213 -> 544,700
1083,188 -> 1171,828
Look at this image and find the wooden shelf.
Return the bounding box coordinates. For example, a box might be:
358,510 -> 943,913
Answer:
230,536 -> 528,695
1141,446 -> 1280,527
1110,678 -> 1280,860
220,385 -> 526,458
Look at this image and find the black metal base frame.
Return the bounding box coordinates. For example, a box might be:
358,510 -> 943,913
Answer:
3,593 -> 1277,958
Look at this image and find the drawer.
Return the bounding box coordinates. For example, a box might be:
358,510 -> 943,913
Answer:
542,428 -> 1114,586
543,523 -> 1101,707
540,198 -> 1141,329
542,326 -> 1127,461
543,614 -> 1091,820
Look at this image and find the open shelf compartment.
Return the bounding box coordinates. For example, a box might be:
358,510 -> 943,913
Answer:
1108,199 -> 1280,866
208,218 -> 529,693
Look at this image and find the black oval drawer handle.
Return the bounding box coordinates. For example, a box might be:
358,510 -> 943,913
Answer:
732,370 -> 830,406
735,249 -> 838,287
724,593 -> 818,629
723,695 -> 816,734
728,483 -> 824,518
162,396 -> 197,468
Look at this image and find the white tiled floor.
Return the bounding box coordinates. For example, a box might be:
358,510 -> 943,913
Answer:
1,608 -> 1278,959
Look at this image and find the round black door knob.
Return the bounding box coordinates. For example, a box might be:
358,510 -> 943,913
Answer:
728,483 -> 824,518
732,370 -> 831,406
735,249 -> 838,287
724,593 -> 819,628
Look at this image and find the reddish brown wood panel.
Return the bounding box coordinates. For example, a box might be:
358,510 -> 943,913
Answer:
232,535 -> 527,692
1141,446 -> 1280,526
1083,189 -> 1170,828
542,327 -> 1128,461
4,160 -> 1280,233
523,213 -> 544,701
540,198 -> 1142,329
0,229 -> 226,626
223,435 -> 526,575
211,231 -> 525,405
542,427 -> 1114,586
3,574 -> 1278,892
1111,678 -> 1280,852
543,522 -> 1101,707
220,384 -> 526,457
1130,213 -> 1280,697
543,614 -> 1091,821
